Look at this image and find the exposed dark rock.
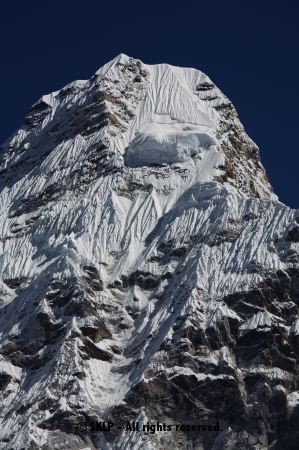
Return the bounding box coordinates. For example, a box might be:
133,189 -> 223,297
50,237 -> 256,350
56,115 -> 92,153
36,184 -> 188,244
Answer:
196,82 -> 214,91
9,350 -> 53,370
208,228 -> 241,246
161,271 -> 173,280
38,410 -> 84,433
287,226 -> 299,242
122,270 -> 161,290
10,182 -> 63,217
274,403 -> 299,450
108,279 -> 123,289
63,296 -> 97,318
158,239 -> 175,254
0,373 -> 12,390
80,338 -> 114,362
243,212 -> 258,221
80,321 -> 112,342
24,100 -> 52,127
3,277 -> 26,289
82,265 -> 103,291
170,246 -> 188,257
148,253 -> 164,262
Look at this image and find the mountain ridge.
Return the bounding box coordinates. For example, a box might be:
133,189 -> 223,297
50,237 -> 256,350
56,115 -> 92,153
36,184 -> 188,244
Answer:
0,55 -> 298,450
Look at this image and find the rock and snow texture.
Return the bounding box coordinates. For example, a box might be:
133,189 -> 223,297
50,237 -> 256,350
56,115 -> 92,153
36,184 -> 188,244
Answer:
0,54 -> 298,450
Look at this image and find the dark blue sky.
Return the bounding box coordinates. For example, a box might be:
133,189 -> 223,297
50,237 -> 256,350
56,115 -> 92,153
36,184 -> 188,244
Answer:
1,1 -> 298,207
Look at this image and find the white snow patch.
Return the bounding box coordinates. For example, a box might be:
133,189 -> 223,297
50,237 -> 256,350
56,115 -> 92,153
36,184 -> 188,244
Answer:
125,121 -> 217,167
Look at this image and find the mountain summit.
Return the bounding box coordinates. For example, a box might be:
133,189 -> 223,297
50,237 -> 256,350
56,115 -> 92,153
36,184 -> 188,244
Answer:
0,55 -> 298,450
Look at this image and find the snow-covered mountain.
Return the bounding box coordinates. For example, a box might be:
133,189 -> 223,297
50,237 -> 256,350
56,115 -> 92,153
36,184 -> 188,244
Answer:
0,54 -> 298,450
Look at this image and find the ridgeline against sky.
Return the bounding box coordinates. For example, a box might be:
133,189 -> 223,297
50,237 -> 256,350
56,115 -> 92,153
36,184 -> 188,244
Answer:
0,0 -> 298,207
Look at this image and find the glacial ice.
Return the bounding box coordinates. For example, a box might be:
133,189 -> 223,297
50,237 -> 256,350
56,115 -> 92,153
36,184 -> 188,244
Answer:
124,122 -> 217,167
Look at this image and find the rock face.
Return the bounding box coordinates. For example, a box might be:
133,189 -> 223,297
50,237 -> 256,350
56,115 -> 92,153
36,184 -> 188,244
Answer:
0,54 -> 298,450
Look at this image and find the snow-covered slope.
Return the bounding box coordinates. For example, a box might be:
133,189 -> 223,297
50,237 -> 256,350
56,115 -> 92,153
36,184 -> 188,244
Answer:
0,54 -> 298,450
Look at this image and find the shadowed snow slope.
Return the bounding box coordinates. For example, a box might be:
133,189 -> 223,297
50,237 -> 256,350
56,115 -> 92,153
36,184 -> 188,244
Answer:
124,122 -> 218,167
0,54 -> 298,450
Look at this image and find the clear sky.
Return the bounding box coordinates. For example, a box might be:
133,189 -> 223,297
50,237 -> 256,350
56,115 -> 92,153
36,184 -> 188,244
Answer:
0,0 -> 298,207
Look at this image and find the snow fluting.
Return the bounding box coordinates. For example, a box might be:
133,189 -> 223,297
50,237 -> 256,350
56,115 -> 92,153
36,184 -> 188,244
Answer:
0,54 -> 299,450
